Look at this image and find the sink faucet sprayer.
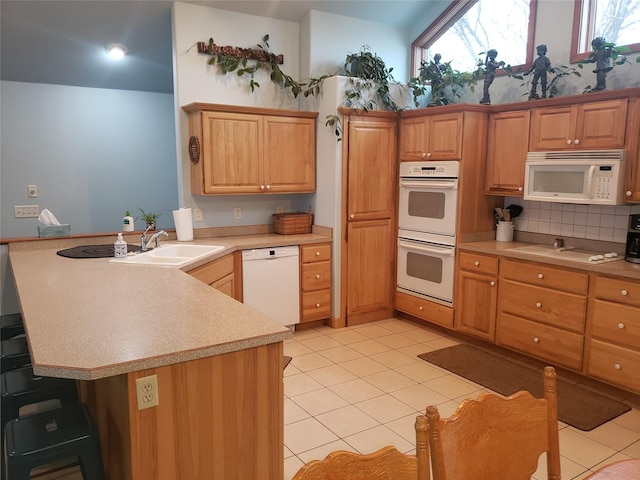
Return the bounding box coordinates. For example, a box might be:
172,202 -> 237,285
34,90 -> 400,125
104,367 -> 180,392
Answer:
141,226 -> 168,251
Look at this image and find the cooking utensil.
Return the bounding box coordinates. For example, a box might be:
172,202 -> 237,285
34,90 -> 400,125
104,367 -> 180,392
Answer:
505,204 -> 523,218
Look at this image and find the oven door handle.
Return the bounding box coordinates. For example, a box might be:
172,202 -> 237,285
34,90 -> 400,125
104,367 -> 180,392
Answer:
399,180 -> 458,189
398,240 -> 455,257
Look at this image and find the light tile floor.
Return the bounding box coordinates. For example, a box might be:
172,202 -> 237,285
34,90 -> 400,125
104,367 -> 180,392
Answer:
284,317 -> 640,480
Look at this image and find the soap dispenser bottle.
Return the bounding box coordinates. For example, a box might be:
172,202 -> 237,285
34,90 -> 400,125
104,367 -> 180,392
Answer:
114,233 -> 128,258
123,211 -> 134,232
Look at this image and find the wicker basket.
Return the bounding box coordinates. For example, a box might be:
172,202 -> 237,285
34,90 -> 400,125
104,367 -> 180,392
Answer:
273,211 -> 313,235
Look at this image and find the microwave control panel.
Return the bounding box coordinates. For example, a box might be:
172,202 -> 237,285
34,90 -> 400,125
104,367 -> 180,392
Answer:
593,165 -> 615,200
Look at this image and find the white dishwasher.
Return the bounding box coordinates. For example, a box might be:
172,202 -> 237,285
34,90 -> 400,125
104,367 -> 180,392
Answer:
242,245 -> 300,326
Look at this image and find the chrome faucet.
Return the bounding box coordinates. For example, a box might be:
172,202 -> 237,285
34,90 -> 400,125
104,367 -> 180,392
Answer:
141,226 -> 168,251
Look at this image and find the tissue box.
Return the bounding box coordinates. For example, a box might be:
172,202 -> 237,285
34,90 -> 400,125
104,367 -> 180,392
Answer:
38,224 -> 71,238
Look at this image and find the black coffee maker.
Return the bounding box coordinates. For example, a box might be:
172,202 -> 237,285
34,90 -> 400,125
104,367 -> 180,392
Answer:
625,214 -> 640,263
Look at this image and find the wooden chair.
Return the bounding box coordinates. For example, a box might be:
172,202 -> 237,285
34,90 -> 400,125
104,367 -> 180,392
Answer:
426,365 -> 561,480
291,414 -> 430,479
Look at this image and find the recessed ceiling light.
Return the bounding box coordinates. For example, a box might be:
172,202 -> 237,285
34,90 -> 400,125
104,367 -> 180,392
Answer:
106,43 -> 128,59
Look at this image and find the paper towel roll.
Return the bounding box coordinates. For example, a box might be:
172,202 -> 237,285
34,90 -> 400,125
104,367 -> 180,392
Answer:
173,208 -> 194,242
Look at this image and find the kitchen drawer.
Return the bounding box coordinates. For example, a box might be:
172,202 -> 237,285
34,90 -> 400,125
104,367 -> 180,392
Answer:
500,279 -> 587,333
301,244 -> 331,263
395,291 -> 454,329
301,290 -> 331,322
459,251 -> 498,276
591,299 -> 640,349
497,312 -> 583,370
588,339 -> 640,393
189,254 -> 234,285
594,276 -> 640,307
301,261 -> 331,292
501,259 -> 588,295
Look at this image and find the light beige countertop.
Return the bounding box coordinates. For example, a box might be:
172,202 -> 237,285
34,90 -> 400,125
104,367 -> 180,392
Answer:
459,240 -> 640,280
9,232 -> 331,380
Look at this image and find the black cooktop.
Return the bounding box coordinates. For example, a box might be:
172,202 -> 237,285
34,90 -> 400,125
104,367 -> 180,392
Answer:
57,244 -> 142,259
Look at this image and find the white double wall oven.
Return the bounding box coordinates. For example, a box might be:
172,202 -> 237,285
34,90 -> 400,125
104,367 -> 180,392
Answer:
397,161 -> 460,305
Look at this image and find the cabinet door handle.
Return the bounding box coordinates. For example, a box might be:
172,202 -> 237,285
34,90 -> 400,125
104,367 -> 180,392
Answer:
538,273 -> 544,279
536,302 -> 542,308
626,191 -> 632,197
533,337 -> 540,343
315,274 -> 321,279
350,214 -> 355,219
621,289 -> 628,296
518,186 -> 523,192
614,363 -> 621,370
566,139 -> 572,145
422,152 -> 427,159
260,185 -> 265,190
618,323 -> 625,329
265,184 -> 271,190
574,139 -> 580,145
490,281 -> 495,287
474,261 -> 480,266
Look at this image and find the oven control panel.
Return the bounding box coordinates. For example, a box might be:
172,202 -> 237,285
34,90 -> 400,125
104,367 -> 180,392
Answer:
399,161 -> 459,178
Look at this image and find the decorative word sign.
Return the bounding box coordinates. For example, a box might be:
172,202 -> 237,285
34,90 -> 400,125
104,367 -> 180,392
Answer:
197,40 -> 284,64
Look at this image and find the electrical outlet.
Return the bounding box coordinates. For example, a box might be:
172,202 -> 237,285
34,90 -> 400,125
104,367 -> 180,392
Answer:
135,374 -> 159,410
234,207 -> 242,220
28,185 -> 38,198
194,208 -> 203,221
14,205 -> 40,218
276,206 -> 284,214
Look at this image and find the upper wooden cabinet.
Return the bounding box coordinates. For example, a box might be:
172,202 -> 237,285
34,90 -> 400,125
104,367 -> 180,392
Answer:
485,110 -> 530,196
530,99 -> 627,151
183,103 -> 317,195
399,112 -> 463,161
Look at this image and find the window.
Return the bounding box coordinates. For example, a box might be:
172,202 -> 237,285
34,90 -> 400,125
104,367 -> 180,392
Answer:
412,0 -> 536,76
571,0 -> 640,63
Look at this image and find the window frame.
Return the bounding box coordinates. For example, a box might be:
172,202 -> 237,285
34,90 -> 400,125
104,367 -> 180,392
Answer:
411,0 -> 538,77
570,0 -> 640,64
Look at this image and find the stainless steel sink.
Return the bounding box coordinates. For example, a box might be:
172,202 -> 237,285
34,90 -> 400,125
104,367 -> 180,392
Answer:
110,243 -> 225,267
507,244 -> 623,265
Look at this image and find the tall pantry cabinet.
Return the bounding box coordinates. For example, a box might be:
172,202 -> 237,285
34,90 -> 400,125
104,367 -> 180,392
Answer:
340,110 -> 398,325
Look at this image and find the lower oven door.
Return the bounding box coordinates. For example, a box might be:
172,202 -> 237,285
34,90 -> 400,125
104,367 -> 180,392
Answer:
397,237 -> 455,305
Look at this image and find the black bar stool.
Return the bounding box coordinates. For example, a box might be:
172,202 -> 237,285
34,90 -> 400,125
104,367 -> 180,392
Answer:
4,403 -> 105,480
0,338 -> 31,374
0,314 -> 24,341
1,367 -> 79,428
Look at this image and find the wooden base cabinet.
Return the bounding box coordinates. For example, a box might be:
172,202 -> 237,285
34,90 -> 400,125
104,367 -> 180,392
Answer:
84,342 -> 284,480
587,275 -> 640,393
496,259 -> 588,370
300,243 -> 332,323
188,253 -> 241,301
454,252 -> 498,341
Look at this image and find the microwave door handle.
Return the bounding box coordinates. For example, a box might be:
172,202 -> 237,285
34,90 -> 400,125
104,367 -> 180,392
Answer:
398,240 -> 455,257
586,165 -> 596,199
399,180 -> 458,189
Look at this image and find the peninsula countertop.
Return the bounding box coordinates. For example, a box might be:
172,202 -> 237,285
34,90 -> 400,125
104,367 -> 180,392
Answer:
8,233 -> 331,380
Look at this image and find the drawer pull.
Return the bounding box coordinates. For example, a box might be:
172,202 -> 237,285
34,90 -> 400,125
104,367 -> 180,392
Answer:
419,306 -> 424,311
614,363 -> 621,370
621,289 -> 628,296
618,323 -> 625,329
490,281 -> 495,287
535,302 -> 542,308
315,274 -> 321,279
315,251 -> 321,256
315,303 -> 321,308
533,337 -> 540,343
474,261 -> 480,266
537,273 -> 544,279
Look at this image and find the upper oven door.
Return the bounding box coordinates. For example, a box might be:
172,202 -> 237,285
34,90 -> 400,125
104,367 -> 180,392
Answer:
398,177 -> 458,236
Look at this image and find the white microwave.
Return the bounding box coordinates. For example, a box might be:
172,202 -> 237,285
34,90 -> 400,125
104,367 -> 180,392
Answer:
524,150 -> 625,205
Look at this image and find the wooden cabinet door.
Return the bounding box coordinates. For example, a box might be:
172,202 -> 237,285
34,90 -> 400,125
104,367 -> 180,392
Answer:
530,106 -> 577,150
347,118 -> 397,221
201,112 -> 263,194
399,116 -> 430,161
427,112 -> 463,160
263,116 -> 316,193
455,270 -> 497,341
577,100 -> 627,149
486,110 -> 530,195
347,218 -> 394,322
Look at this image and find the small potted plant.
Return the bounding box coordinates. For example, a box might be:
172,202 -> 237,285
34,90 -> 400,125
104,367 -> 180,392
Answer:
137,208 -> 161,230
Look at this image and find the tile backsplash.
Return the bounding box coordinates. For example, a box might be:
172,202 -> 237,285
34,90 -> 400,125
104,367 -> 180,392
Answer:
503,197 -> 640,244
